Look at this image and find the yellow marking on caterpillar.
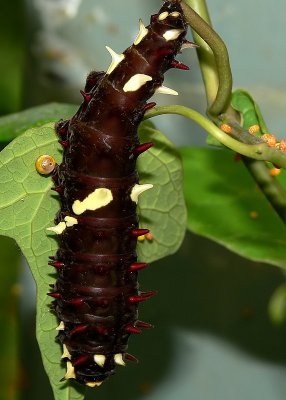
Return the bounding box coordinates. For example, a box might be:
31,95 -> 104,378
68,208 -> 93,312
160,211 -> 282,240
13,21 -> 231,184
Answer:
130,184 -> 153,203
106,46 -> 125,74
114,353 -> 126,366
94,354 -> 106,367
47,216 -> 78,234
123,74 -> 152,92
56,321 -> 65,331
155,86 -> 178,96
65,361 -> 76,379
47,222 -> 66,234
134,19 -> 148,45
86,382 -> 103,387
61,344 -> 72,360
158,11 -> 168,20
163,29 -> 184,41
72,188 -> 113,215
64,216 -> 78,227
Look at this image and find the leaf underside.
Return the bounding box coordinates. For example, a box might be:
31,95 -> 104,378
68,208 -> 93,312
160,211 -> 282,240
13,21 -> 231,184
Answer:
206,89 -> 268,147
231,89 -> 268,133
0,103 -> 77,143
180,146 -> 286,269
0,121 -> 186,400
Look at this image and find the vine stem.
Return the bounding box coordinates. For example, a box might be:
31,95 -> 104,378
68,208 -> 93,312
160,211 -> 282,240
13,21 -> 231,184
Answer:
179,0 -> 286,222
144,106 -> 286,167
180,0 -> 232,120
243,158 -> 286,222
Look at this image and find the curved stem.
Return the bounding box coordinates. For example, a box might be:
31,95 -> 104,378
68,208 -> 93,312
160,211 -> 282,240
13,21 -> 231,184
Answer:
181,0 -> 218,107
181,0 -> 232,120
144,105 -> 286,169
180,1 -> 286,223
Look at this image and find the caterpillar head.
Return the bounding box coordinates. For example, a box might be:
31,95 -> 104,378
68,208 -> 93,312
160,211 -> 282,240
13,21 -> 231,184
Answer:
151,0 -> 186,30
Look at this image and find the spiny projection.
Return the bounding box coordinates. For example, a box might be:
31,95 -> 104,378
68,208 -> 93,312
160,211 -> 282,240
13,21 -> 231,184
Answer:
46,0 -> 193,387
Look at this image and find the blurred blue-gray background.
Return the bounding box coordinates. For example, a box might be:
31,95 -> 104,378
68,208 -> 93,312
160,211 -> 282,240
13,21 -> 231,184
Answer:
1,1 -> 286,399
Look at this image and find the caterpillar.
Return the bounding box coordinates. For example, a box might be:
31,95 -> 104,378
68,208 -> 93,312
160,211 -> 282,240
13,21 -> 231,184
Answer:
47,0 -> 190,387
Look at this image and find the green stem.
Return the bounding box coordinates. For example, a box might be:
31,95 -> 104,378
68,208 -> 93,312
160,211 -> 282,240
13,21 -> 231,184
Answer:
243,158 -> 286,222
181,0 -> 217,106
181,0 -> 232,120
144,105 -> 286,169
180,0 -> 286,223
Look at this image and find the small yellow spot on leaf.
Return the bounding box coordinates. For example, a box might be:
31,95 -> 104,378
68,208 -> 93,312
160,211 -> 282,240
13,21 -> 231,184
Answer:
249,211 -> 258,219
35,154 -> 56,175
145,233 -> 154,241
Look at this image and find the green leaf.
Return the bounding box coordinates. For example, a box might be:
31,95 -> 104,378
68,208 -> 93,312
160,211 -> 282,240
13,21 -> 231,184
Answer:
206,134 -> 222,147
0,103 -> 77,143
231,89 -> 268,133
137,123 -> 187,263
268,283 -> 286,325
0,121 -> 186,399
180,146 -> 286,268
0,123 -> 85,400
206,89 -> 269,147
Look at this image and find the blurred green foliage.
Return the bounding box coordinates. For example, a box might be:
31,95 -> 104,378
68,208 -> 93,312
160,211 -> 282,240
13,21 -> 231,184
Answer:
0,0 -> 25,115
0,236 -> 21,400
0,3 -> 26,398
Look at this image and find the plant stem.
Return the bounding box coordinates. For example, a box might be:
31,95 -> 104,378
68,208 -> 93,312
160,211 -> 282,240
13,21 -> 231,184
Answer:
181,0 -> 232,120
181,0 -> 217,107
180,0 -> 286,223
144,105 -> 286,169
243,158 -> 286,221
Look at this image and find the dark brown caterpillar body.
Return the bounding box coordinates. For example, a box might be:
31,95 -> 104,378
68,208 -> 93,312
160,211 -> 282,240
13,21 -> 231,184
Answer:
48,0 -> 189,387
